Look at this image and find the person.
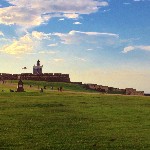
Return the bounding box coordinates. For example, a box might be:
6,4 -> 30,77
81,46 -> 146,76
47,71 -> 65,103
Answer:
60,87 -> 62,92
57,87 -> 60,91
40,88 -> 43,93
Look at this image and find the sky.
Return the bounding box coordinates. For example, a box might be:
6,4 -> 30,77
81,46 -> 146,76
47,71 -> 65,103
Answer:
0,0 -> 150,92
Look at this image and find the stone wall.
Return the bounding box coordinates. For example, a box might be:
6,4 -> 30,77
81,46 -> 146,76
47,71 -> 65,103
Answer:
84,84 -> 144,95
0,73 -> 70,83
125,88 -> 144,96
84,84 -> 109,92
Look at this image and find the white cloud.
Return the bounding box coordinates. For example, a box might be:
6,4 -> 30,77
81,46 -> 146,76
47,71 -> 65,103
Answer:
53,58 -> 64,62
26,52 -> 36,55
53,30 -> 119,45
134,0 -> 143,1
48,43 -> 58,47
123,45 -> 150,53
123,3 -> 131,5
0,0 -> 108,28
0,34 -> 34,55
137,46 -> 150,51
0,30 -> 51,55
0,31 -> 4,36
103,9 -> 111,13
134,0 -> 139,1
39,51 -> 58,54
32,31 -> 51,40
87,48 -> 94,51
73,22 -> 82,25
75,57 -> 87,62
123,46 -> 135,53
63,13 -> 79,19
59,18 -> 65,21
0,38 -> 11,43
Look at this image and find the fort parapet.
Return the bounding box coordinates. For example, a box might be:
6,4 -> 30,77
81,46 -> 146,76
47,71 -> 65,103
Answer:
0,73 -> 70,82
0,60 -> 70,82
84,84 -> 144,96
125,88 -> 144,96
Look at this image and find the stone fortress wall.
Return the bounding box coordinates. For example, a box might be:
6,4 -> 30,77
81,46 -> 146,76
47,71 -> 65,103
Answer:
0,73 -> 70,82
0,60 -> 70,82
84,84 -> 144,96
0,73 -> 145,96
0,60 -> 144,96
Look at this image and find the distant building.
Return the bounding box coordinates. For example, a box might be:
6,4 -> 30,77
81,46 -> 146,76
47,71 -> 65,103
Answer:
33,60 -> 43,75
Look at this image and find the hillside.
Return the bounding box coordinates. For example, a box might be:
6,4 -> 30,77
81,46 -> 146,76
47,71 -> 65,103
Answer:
0,80 -> 97,93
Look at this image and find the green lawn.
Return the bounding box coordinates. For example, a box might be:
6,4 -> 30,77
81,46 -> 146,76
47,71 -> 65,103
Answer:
21,80 -> 88,92
0,81 -> 150,149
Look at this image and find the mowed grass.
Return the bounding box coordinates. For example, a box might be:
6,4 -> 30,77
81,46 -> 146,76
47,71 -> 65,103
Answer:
0,81 -> 150,149
7,80 -> 96,93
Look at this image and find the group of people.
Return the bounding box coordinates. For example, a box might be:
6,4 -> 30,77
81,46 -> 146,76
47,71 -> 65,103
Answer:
57,87 -> 63,92
38,85 -> 63,93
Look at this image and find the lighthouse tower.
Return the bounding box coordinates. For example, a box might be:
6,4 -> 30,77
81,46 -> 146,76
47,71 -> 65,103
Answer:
33,60 -> 43,75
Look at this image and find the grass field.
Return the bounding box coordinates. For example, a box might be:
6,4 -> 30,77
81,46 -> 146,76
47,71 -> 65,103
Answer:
0,81 -> 150,150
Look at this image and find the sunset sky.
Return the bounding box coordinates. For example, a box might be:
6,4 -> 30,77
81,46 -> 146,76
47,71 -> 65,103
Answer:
0,0 -> 150,92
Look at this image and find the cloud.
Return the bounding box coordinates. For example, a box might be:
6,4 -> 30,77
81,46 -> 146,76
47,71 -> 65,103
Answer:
123,3 -> 131,5
0,31 -> 4,36
63,13 -> 79,19
0,34 -> 34,55
0,30 -> 51,55
59,18 -> 65,21
32,31 -> 51,40
103,9 -> 111,13
53,30 -> 119,45
123,45 -> 150,53
87,48 -> 94,51
0,38 -> 10,42
0,29 -> 119,55
0,0 -> 108,28
75,57 -> 87,62
26,52 -> 36,55
123,46 -> 135,53
53,58 -> 64,62
39,51 -> 58,54
73,22 -> 82,25
133,0 -> 143,1
48,43 -> 58,47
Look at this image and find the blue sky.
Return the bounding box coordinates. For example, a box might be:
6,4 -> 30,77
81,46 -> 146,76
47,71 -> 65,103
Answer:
0,0 -> 150,92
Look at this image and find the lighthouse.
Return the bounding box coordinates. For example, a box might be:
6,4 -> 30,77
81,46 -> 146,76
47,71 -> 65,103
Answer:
33,60 -> 43,75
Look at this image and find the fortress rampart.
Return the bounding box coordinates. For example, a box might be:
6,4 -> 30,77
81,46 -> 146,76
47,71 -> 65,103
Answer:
84,84 -> 144,96
0,60 -> 145,95
0,73 -> 70,82
0,60 -> 70,82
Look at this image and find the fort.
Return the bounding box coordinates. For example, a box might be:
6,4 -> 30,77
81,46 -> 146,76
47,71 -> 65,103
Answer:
0,60 -> 70,82
0,60 -> 144,96
84,84 -> 144,96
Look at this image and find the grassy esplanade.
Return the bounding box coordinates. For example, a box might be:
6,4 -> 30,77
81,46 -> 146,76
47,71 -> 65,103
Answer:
0,81 -> 150,149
